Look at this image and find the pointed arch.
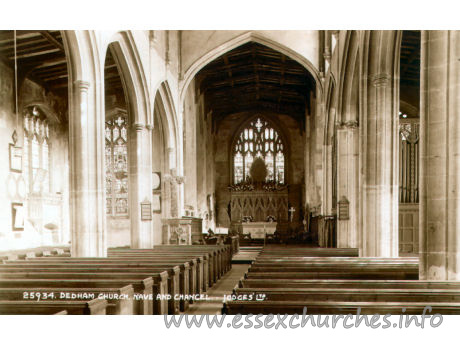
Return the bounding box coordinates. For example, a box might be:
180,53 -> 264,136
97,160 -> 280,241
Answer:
153,81 -> 180,172
338,30 -> 360,125
105,32 -> 151,127
324,76 -> 337,146
180,32 -> 322,103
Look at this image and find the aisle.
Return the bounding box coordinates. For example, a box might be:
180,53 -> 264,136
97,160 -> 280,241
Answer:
185,264 -> 250,315
231,246 -> 262,264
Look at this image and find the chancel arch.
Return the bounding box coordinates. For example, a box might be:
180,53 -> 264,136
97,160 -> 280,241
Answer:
180,31 -> 323,106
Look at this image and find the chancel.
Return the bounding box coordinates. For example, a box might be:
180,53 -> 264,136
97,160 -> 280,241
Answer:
1,30 -> 460,315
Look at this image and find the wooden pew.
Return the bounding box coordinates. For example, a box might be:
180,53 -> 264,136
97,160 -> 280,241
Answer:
23,258 -> 191,312
0,285 -> 134,315
0,271 -> 171,314
110,246 -> 226,279
105,254 -> 200,296
148,244 -> 231,273
0,299 -> 108,315
108,250 -> 212,290
33,254 -> 208,293
240,279 -> 460,290
2,264 -> 178,314
254,257 -> 418,262
119,244 -> 232,277
257,247 -> 359,257
16,256 -> 203,296
248,262 -> 419,279
223,300 -> 460,315
245,270 -> 418,280
232,286 -> 460,303
0,278 -> 158,315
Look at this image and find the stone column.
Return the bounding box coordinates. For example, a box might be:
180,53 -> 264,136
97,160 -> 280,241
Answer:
419,30 -> 460,280
362,73 -> 399,257
69,80 -> 107,257
337,121 -> 359,248
129,123 -> 153,249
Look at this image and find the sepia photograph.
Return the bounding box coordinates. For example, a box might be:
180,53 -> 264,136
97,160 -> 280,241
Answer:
0,0 -> 458,344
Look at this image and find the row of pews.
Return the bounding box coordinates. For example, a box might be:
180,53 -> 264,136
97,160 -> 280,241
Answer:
0,245 -> 231,315
223,246 -> 460,315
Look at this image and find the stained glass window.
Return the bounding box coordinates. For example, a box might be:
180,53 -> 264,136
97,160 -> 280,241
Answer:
105,114 -> 129,216
232,117 -> 285,184
22,112 -> 51,195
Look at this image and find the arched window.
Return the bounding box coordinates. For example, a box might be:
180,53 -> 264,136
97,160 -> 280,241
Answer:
232,117 -> 285,184
105,111 -> 129,217
23,107 -> 51,195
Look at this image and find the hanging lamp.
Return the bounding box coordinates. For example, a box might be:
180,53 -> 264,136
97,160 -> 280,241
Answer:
11,30 -> 19,145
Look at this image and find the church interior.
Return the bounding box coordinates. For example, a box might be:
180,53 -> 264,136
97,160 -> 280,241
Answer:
0,29 -> 459,315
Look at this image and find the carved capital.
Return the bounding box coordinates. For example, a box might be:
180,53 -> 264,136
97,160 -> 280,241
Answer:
163,173 -> 173,182
146,124 -> 154,131
337,120 -> 359,129
371,73 -> 391,88
175,175 -> 185,185
133,123 -> 145,131
323,50 -> 331,64
74,80 -> 90,91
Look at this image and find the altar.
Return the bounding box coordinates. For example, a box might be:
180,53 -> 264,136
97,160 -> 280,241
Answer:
242,222 -> 277,239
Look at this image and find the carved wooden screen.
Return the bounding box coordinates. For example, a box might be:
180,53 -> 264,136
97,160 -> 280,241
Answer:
232,117 -> 285,184
105,113 -> 129,217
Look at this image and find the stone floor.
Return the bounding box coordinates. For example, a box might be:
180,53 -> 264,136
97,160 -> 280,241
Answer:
185,264 -> 250,315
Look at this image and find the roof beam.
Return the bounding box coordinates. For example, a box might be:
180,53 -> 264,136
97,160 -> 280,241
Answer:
39,31 -> 65,52
252,45 -> 260,101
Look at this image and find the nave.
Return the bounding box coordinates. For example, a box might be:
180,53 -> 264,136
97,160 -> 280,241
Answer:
1,29 -> 460,315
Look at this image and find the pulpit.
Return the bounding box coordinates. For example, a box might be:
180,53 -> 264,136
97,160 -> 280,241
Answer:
162,217 -> 203,244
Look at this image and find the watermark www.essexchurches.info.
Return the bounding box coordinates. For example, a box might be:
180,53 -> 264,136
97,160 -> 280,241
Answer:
164,307 -> 443,329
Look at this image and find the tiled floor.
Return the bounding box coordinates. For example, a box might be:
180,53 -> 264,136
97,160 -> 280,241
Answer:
185,264 -> 250,315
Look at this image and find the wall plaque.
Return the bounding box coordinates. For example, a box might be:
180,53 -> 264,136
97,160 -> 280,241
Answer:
152,193 -> 161,213
9,144 -> 22,173
12,202 -> 24,231
152,172 -> 161,190
140,200 -> 152,221
338,196 -> 350,220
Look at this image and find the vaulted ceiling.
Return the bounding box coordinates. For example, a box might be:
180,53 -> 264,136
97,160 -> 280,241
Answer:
195,42 -> 316,126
